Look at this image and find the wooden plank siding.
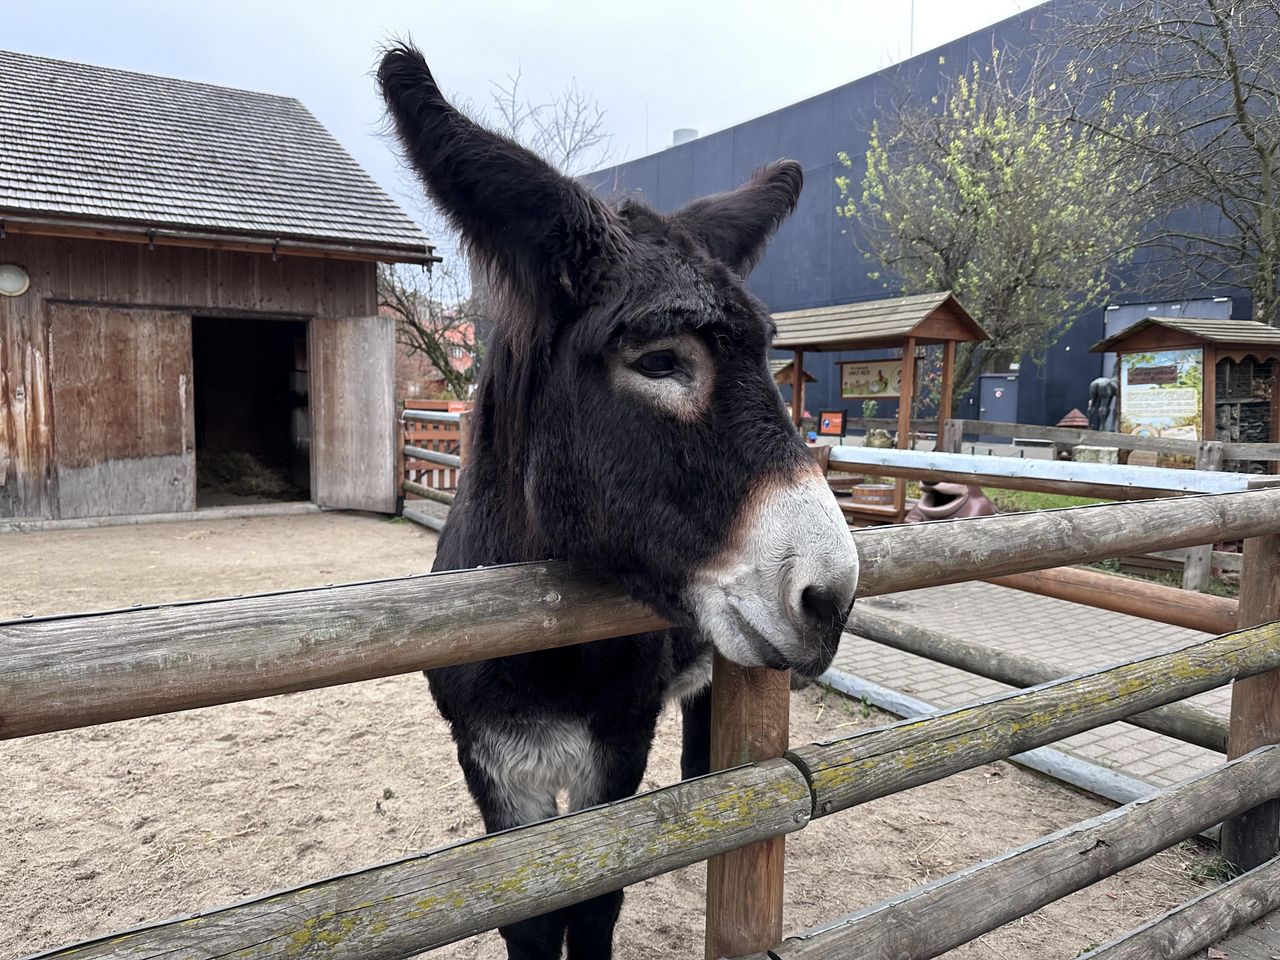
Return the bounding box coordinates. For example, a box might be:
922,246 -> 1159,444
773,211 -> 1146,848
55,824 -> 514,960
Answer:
0,233 -> 376,519
0,292 -> 56,517
310,315 -> 396,513
48,305 -> 195,517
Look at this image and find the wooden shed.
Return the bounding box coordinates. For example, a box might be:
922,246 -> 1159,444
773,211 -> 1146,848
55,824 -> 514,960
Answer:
773,291 -> 987,522
0,50 -> 433,522
769,358 -> 816,388
1092,316 -> 1280,449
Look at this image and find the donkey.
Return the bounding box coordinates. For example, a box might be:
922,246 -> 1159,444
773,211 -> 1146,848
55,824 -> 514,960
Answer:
379,43 -> 860,960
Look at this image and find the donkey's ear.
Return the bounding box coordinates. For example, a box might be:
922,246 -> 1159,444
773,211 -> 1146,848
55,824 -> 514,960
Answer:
672,161 -> 803,277
378,43 -> 619,304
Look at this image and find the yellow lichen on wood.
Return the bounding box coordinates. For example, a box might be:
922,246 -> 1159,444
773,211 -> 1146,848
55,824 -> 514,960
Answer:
798,624 -> 1280,815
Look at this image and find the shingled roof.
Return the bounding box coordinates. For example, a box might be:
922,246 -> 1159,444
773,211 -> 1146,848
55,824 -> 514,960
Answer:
0,49 -> 433,263
772,291 -> 987,351
1092,316 -> 1280,351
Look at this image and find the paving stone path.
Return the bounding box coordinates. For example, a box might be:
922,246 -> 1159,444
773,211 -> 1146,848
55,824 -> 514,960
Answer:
832,580 -> 1229,787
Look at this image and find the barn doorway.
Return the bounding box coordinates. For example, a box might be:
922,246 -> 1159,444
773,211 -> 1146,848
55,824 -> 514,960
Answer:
192,316 -> 310,507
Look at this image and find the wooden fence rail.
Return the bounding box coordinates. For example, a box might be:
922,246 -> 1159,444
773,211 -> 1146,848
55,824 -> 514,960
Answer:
14,481 -> 1280,959
852,487 -> 1280,596
942,418 -> 1280,462
402,479 -> 455,505
29,618 -> 1280,960
847,607 -> 1229,752
985,566 -> 1239,634
6,492 -> 1280,742
790,621 -> 1280,819
1076,854 -> 1280,960
760,745 -> 1280,960
0,564 -> 664,741
30,760 -> 811,960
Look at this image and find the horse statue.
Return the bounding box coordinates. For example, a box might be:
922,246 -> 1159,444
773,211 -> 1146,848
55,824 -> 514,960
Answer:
1088,376 -> 1118,432
379,45 -> 860,960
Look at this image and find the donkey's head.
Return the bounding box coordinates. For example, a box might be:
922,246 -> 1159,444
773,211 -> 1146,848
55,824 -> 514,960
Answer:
380,44 -> 858,678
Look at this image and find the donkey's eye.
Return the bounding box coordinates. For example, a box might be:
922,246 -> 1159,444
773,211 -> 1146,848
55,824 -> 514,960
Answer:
633,350 -> 678,378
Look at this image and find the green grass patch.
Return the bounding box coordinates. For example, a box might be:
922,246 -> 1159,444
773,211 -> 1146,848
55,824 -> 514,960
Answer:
987,489 -> 1108,513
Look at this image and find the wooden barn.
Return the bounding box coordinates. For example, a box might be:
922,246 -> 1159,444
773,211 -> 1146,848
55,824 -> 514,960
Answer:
0,50 -> 433,522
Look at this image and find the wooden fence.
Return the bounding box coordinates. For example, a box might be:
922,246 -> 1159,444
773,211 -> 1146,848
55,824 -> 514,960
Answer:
401,400 -> 467,498
7,473 -> 1280,959
940,417 -> 1280,463
400,405 -> 468,532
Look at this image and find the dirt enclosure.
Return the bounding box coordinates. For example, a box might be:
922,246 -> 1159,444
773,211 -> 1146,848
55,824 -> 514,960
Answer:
1,512 -> 1217,959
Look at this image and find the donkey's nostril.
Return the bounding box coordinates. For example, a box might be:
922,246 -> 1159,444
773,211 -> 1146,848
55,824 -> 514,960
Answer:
800,584 -> 846,633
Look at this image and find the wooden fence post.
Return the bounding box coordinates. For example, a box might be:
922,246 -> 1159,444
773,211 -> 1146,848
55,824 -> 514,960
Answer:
941,418 -> 963,454
1221,488 -> 1280,871
1183,441 -> 1224,592
705,654 -> 791,959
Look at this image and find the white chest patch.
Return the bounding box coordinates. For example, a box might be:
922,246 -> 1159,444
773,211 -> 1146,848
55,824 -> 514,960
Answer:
471,719 -> 601,821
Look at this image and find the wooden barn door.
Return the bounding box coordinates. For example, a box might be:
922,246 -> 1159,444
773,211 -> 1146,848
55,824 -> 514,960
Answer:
48,305 -> 195,519
309,315 -> 396,513
0,299 -> 57,519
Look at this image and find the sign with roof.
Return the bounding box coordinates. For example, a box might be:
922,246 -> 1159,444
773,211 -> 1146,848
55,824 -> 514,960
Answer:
772,291 -> 987,523
1093,316 -> 1280,449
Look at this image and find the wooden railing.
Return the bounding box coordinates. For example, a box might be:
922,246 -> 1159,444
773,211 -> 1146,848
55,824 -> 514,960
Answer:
400,405 -> 469,531
401,401 -> 467,502
8,472 -> 1280,959
940,417 -> 1280,462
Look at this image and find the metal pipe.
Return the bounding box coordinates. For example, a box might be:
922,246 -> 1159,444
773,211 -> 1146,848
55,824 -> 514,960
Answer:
403,445 -> 461,468
401,409 -> 462,424
829,444 -> 1258,497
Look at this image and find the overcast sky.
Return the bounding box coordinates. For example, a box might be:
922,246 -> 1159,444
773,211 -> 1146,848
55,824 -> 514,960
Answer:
7,0 -> 1031,224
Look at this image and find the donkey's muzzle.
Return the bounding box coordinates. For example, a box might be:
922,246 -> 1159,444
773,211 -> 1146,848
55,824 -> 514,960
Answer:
685,471 -> 860,675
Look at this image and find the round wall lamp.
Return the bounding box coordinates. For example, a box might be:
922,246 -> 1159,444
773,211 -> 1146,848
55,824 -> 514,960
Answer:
0,264 -> 30,297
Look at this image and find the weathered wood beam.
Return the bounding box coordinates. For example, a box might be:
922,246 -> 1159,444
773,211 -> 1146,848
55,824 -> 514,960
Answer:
1075,854 -> 1280,960
29,760 -> 811,960
945,417 -> 1280,462
851,488 -> 1280,598
7,491 -> 1280,742
1223,529 -> 1280,871
705,656 -> 791,959
848,607 -> 1229,752
0,563 -> 666,740
1183,442 -> 1225,590
985,565 -> 1238,635
944,418 -> 1202,456
764,746 -> 1280,960
789,621 -> 1280,820
402,479 -> 455,505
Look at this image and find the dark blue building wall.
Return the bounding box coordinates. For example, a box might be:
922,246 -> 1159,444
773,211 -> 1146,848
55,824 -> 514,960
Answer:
581,0 -> 1157,428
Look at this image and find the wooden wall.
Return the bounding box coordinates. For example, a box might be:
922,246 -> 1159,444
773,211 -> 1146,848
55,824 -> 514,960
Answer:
0,234 -> 376,520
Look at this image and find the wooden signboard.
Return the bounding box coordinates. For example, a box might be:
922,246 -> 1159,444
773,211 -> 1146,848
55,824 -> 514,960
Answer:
840,360 -> 902,399
1119,347 -> 1204,441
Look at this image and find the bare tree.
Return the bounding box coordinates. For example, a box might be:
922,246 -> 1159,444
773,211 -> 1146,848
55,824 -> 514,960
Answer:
488,70 -> 615,175
382,70 -> 615,397
1065,0 -> 1280,323
840,47 -> 1152,397
378,259 -> 482,399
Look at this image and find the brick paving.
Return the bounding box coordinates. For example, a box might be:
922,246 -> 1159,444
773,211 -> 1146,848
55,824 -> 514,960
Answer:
831,580 -> 1230,787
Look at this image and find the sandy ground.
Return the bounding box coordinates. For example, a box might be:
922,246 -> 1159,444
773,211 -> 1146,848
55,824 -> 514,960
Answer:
0,512 -> 1216,959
